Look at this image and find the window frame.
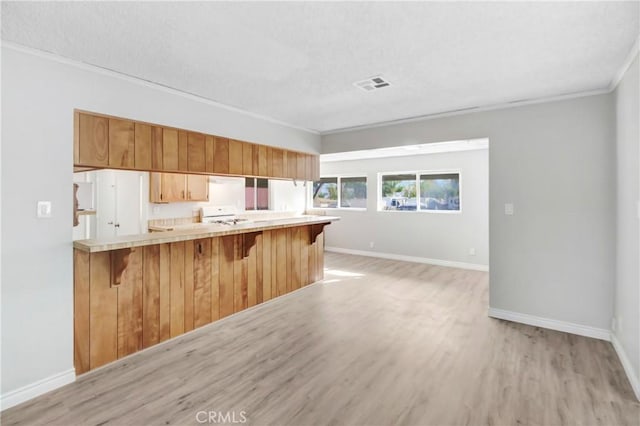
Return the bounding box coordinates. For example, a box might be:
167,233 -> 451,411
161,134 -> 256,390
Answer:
377,169 -> 462,214
245,177 -> 270,211
311,174 -> 368,211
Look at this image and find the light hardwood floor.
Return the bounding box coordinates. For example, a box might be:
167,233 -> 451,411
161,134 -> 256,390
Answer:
3,253 -> 639,425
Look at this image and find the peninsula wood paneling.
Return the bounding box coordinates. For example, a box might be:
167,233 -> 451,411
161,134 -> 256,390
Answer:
117,248 -> 143,358
74,224 -> 328,374
73,250 -> 90,375
142,245 -> 160,348
89,252 -> 117,370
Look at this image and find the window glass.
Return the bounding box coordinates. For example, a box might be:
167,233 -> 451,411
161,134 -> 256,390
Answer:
419,173 -> 460,211
313,178 -> 338,208
245,178 -> 269,210
340,177 -> 367,208
381,174 -> 417,210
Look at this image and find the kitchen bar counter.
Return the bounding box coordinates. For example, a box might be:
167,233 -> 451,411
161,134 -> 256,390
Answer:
74,215 -> 339,252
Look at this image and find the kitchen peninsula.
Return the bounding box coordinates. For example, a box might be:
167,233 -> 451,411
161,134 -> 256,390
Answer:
73,110 -> 334,374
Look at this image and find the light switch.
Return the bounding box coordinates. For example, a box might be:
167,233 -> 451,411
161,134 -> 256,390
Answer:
37,201 -> 52,218
504,203 -> 514,215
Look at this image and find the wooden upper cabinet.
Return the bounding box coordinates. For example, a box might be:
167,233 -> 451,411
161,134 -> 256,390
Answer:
74,111 -> 320,180
228,139 -> 243,175
161,173 -> 186,202
296,153 -> 305,181
78,113 -> 109,167
150,172 -> 208,203
213,137 -> 229,174
205,136 -> 215,173
271,148 -> 284,178
109,118 -> 134,168
257,145 -> 267,177
151,127 -> 163,170
134,123 -> 152,170
187,175 -> 209,201
178,131 -> 188,172
242,143 -> 254,176
187,132 -> 206,173
162,129 -> 179,171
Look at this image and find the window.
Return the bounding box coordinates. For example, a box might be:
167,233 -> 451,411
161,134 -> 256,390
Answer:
381,174 -> 417,210
420,173 -> 460,211
340,177 -> 367,208
313,176 -> 367,209
245,178 -> 269,210
379,172 -> 460,212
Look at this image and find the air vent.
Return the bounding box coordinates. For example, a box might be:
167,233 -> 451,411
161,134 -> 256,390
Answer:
354,75 -> 391,92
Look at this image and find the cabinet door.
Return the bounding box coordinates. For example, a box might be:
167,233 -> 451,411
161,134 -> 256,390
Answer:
243,142 -> 254,176
178,130 -> 188,172
213,137 -> 229,174
271,148 -> 284,178
187,132 -> 206,173
162,129 -> 179,171
205,136 -> 215,173
257,145 -> 267,177
229,139 -> 243,175
161,173 -> 186,201
134,123 -> 152,170
151,127 -> 163,170
109,118 -> 134,168
187,175 -> 209,201
78,113 -> 109,167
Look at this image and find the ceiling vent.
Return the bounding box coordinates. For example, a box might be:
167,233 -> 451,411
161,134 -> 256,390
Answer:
353,76 -> 391,92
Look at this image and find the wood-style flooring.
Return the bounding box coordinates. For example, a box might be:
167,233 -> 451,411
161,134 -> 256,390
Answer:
3,253 -> 639,425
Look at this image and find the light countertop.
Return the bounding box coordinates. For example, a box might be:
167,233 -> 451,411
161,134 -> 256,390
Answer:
74,215 -> 340,253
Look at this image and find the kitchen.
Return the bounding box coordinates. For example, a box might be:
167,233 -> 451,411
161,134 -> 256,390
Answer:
71,110 -> 338,372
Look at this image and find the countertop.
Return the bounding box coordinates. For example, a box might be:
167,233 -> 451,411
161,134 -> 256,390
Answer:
74,215 -> 340,253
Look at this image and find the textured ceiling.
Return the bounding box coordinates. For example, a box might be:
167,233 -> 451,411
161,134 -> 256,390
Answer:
2,2 -> 638,133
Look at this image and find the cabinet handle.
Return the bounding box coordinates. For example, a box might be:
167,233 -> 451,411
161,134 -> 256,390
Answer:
107,221 -> 114,225
188,191 -> 192,200
181,190 -> 185,199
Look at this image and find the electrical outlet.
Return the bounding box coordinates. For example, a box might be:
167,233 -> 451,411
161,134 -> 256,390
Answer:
469,248 -> 476,256
504,203 -> 514,215
369,241 -> 375,248
37,201 -> 52,218
153,206 -> 160,214
611,317 -> 617,332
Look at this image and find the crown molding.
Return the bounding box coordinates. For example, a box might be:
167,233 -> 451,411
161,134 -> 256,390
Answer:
1,41 -> 320,135
321,87 -> 611,135
609,34 -> 640,91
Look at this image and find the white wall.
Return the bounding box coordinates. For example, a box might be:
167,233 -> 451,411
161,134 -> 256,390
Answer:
614,53 -> 639,394
323,93 -> 616,332
0,45 -> 319,401
320,149 -> 488,268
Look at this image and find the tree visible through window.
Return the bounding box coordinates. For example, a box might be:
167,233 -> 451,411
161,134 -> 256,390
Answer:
313,176 -> 367,208
380,172 -> 460,211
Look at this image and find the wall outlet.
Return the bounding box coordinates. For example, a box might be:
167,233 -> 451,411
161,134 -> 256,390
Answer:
37,201 -> 52,218
611,317 -> 617,332
469,247 -> 476,256
504,203 -> 514,215
369,241 -> 375,248
152,206 -> 160,214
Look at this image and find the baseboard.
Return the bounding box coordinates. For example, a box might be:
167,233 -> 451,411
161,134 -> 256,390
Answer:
611,334 -> 640,401
325,246 -> 489,272
488,307 -> 611,341
0,368 -> 76,411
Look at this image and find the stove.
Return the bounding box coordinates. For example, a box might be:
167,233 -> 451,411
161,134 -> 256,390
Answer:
200,206 -> 250,226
